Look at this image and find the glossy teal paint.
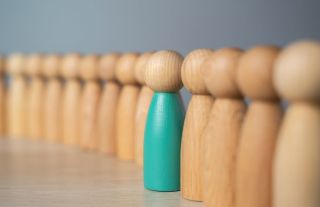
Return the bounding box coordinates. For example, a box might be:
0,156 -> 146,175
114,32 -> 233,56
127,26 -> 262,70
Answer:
144,92 -> 185,192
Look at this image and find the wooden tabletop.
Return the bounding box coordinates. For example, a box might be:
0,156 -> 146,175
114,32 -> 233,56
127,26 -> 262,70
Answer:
0,138 -> 202,207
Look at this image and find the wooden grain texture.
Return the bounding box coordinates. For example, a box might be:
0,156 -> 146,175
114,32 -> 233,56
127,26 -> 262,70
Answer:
116,85 -> 139,160
180,49 -> 213,201
181,95 -> 212,201
98,81 -> 120,155
145,51 -> 183,92
135,85 -> 153,166
201,48 -> 245,207
44,79 -> 62,142
7,76 -> 27,138
27,77 -> 44,139
203,99 -> 245,207
0,138 -> 201,207
62,80 -> 81,145
236,102 -> 282,207
80,82 -> 101,150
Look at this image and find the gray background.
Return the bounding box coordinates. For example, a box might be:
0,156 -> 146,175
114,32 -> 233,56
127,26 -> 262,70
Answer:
0,0 -> 319,104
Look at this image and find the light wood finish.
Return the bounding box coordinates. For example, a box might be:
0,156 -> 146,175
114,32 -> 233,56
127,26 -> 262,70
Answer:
7,54 -> 27,138
27,77 -> 45,139
235,46 -> 282,207
180,49 -> 213,201
0,138 -> 201,207
98,82 -> 120,154
79,55 -> 101,150
0,57 -> 5,136
145,50 -> 183,92
273,40 -> 320,207
115,53 -> 140,160
61,53 -> 81,145
26,54 -> 44,139
134,52 -> 154,166
201,48 -> 246,207
98,53 -> 120,155
43,55 -> 63,142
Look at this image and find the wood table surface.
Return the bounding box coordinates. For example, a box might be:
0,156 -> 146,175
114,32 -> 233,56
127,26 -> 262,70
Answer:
0,138 -> 202,207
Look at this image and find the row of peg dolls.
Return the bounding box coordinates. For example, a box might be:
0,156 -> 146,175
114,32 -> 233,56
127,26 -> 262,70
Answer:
0,39 -> 319,207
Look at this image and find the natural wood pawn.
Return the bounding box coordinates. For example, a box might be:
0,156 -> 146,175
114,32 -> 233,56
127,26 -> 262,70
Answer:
180,49 -> 214,201
201,48 -> 246,207
0,57 -> 6,136
6,54 -> 27,138
26,54 -> 44,139
134,52 -> 154,166
273,40 -> 320,207
43,55 -> 63,142
97,53 -> 121,155
61,53 -> 81,145
79,55 -> 101,150
236,46 -> 283,207
115,52 -> 140,160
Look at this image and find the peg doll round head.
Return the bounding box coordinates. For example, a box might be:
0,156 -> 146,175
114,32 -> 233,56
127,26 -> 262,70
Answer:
7,54 -> 25,76
43,54 -> 61,78
145,50 -> 183,92
202,48 -> 243,98
237,45 -> 280,101
99,53 -> 120,81
274,40 -> 320,102
181,49 -> 214,95
134,52 -> 154,86
61,53 -> 81,79
25,54 -> 43,77
79,54 -> 99,81
115,52 -> 140,85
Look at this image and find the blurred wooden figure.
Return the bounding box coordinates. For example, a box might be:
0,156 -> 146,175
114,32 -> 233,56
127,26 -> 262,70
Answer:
236,46 -> 282,207
0,57 -> 5,136
273,40 -> 320,207
144,51 -> 185,191
98,53 -> 120,155
80,55 -> 101,150
180,49 -> 214,201
26,54 -> 45,139
202,48 -> 246,207
7,54 -> 27,138
115,52 -> 140,160
61,53 -> 81,145
134,52 -> 154,166
43,55 -> 62,142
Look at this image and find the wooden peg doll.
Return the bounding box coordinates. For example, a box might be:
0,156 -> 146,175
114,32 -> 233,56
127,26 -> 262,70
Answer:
0,57 -> 5,136
43,55 -> 62,142
6,54 -> 27,138
25,54 -> 45,140
236,46 -> 282,207
144,50 -> 185,192
115,52 -> 140,160
61,53 -> 81,145
180,49 -> 214,201
97,53 -> 120,155
273,40 -> 320,207
79,54 -> 101,150
201,48 -> 246,207
134,52 -> 154,166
